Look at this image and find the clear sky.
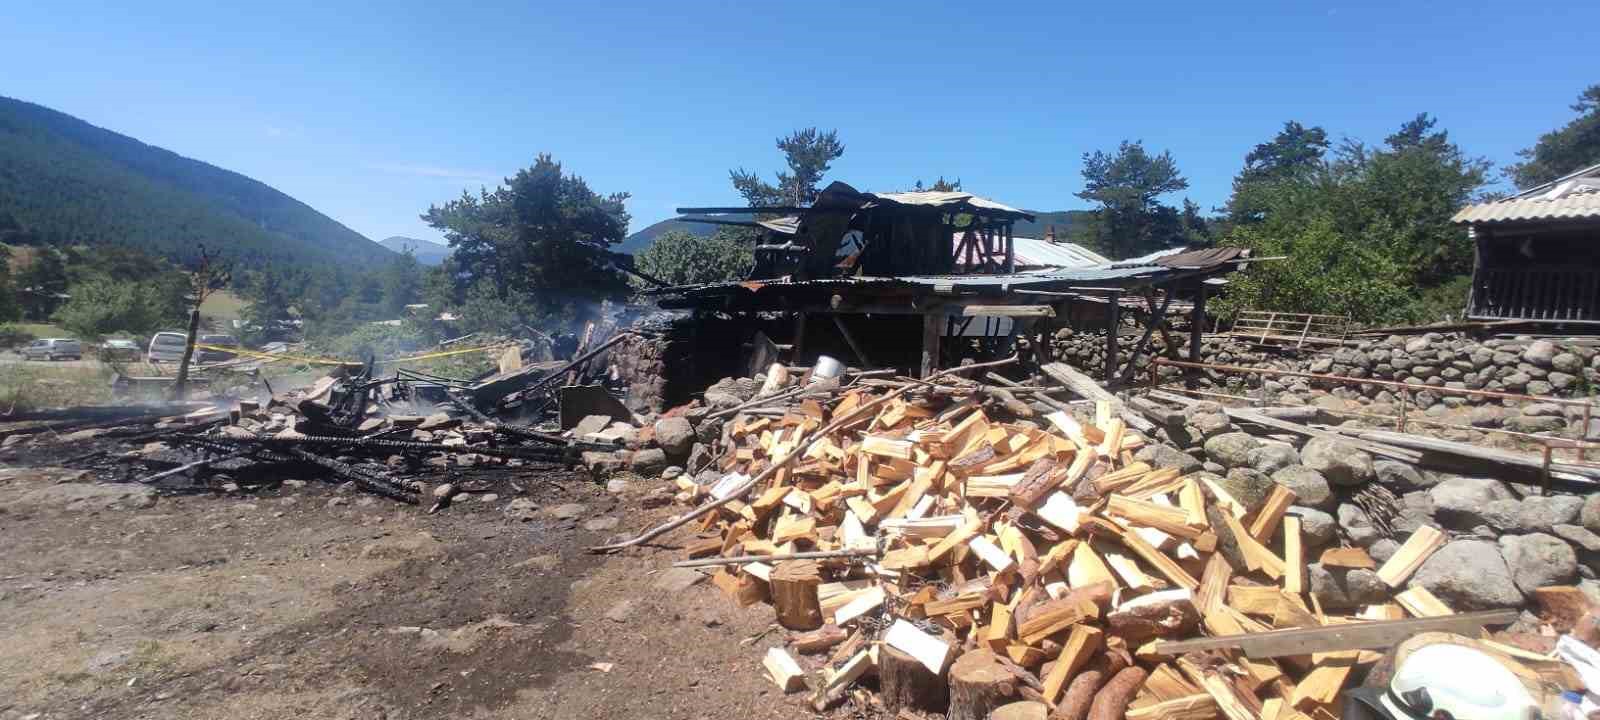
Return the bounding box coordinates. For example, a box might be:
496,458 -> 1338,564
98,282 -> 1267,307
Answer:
4,0 -> 1596,246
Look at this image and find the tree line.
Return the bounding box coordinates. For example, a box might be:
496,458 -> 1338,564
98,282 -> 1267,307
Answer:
229,82 -> 1600,342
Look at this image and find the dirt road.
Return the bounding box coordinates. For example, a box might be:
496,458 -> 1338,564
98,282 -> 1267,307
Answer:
0,464 -> 810,720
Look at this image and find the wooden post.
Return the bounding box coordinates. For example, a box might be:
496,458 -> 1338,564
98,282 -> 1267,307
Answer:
770,560 -> 823,630
792,312 -> 808,365
1189,281 -> 1206,389
1104,291 -> 1121,382
880,645 -> 948,714
946,649 -> 1019,720
172,307 -> 201,400
921,312 -> 942,378
831,315 -> 874,368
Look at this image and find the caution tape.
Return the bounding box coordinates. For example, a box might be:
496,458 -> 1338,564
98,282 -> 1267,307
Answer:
191,342 -> 515,367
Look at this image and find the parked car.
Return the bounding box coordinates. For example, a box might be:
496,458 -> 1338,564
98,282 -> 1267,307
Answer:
99,339 -> 142,362
147,331 -> 188,363
20,338 -> 83,361
196,334 -> 240,362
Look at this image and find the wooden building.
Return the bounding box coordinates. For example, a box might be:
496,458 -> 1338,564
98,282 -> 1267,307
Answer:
1456,163 -> 1600,324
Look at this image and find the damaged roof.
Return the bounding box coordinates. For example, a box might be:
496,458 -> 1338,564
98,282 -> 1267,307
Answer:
1453,163 -> 1600,225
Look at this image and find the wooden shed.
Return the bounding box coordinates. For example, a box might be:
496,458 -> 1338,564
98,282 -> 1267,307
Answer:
1456,163 -> 1600,324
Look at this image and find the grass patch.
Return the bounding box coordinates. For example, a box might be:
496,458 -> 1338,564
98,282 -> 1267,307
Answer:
0,364 -> 116,411
199,289 -> 247,324
13,322 -> 66,337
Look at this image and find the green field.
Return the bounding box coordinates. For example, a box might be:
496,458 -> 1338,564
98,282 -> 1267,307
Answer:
200,289 -> 247,324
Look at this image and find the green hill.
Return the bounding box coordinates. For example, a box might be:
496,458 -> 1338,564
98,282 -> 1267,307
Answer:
0,96 -> 394,268
619,209 -> 1098,254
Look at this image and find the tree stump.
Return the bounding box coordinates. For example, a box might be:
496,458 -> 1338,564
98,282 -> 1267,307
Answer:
947,649 -> 1018,720
880,645 -> 947,714
770,560 -> 823,631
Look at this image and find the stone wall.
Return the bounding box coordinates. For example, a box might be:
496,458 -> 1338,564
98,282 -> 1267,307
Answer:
1136,400 -> 1600,612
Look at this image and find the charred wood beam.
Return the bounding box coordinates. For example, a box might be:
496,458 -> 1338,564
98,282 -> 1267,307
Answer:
251,433 -> 570,461
283,447 -> 419,503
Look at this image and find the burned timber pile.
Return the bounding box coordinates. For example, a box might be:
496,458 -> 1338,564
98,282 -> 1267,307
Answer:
597,356 -> 1600,719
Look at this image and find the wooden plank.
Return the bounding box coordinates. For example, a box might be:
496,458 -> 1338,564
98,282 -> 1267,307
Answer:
1018,593 -> 1102,645
1394,586 -> 1454,618
1107,494 -> 1206,540
1147,610 -> 1517,659
1282,516 -> 1304,595
1247,485 -> 1296,542
1375,526 -> 1446,588
1087,517 -> 1198,590
883,618 -> 952,674
1041,625 -> 1102,703
862,435 -> 915,460
1127,694 -> 1220,720
1195,554 -> 1233,615
1318,547 -> 1375,569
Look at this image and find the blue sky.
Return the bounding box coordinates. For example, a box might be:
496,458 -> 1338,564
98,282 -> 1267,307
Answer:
3,0 -> 1596,246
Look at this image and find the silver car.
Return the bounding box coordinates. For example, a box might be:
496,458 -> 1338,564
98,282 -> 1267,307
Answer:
20,338 -> 83,361
147,331 -> 189,363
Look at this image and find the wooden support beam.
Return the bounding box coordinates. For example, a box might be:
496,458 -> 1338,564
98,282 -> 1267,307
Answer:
1146,610 -> 1516,659
921,312 -> 942,378
1105,291 -> 1122,382
831,315 -> 875,369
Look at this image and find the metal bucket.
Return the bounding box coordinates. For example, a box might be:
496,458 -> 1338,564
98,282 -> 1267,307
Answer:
810,355 -> 844,383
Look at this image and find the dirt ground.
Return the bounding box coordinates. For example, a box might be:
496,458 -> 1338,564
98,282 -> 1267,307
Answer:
0,456 -> 835,720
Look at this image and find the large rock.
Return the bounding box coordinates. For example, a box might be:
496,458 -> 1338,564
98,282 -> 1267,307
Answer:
1409,540 -> 1524,609
1246,442 -> 1299,474
1552,352 -> 1584,374
1308,564 -> 1388,609
1288,506 -> 1337,546
1504,415 -> 1567,433
1498,533 -> 1578,595
1523,340 -> 1557,368
1219,468 -> 1276,513
1337,503 -> 1382,547
1429,477 -> 1515,529
1272,466 -> 1334,510
1478,499 -> 1522,533
1373,460 -> 1428,490
628,448 -> 669,476
1135,444 -> 1202,475
653,417 -> 695,459
1300,437 -> 1374,486
1515,495 -> 1584,532
1585,494 -> 1600,533
1203,432 -> 1260,469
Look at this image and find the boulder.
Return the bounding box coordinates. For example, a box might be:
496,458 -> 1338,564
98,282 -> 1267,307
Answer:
1478,499 -> 1522,533
504,498 -> 540,521
1515,495 -> 1584,532
1272,466 -> 1334,510
1135,444 -> 1202,475
1300,437 -> 1375,486
1498,533 -> 1578,596
1522,402 -> 1565,417
1373,459 -> 1429,490
653,417 -> 695,459
1191,412 -> 1233,439
628,448 -> 669,476
1523,340 -> 1557,368
1246,442 -> 1300,474
1468,406 -> 1503,428
581,451 -> 627,478
1288,506 -> 1337,546
1219,468 -> 1276,513
574,414 -> 613,436
1203,432 -> 1260,469
1367,538 -> 1402,564
1504,415 -> 1567,434
1337,503 -> 1382,547
1553,524 -> 1600,553
1409,540 -> 1524,609
1553,352 -> 1585,374
1585,494 -> 1600,533
1308,564 -> 1388,609
1429,477 -> 1515,529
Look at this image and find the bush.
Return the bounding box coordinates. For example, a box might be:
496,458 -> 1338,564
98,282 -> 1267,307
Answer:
635,230 -> 753,287
0,323 -> 35,349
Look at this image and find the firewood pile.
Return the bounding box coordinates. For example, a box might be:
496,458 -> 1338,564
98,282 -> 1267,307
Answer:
635,364 -> 1583,720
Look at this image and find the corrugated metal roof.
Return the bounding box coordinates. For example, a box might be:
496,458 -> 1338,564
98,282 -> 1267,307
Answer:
867,190 -> 1032,219
953,236 -> 1110,269
1454,178 -> 1600,225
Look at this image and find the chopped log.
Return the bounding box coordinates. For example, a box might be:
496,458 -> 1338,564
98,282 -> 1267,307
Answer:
1374,526 -> 1445,587
1318,547 -> 1375,569
884,618 -> 953,674
1106,589 -> 1200,644
1282,517 -> 1304,595
763,647 -> 806,693
1052,668 -> 1105,720
771,560 -> 824,630
789,624 -> 849,654
1086,666 -> 1149,720
993,701 -> 1050,720
880,644 -> 949,714
947,649 -> 1021,720
1042,625 -> 1104,703
1125,694 -> 1218,720
1394,586 -> 1453,617
1531,586 -> 1598,633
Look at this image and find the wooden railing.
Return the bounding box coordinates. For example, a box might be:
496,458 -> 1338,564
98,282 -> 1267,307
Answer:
1472,267 -> 1600,322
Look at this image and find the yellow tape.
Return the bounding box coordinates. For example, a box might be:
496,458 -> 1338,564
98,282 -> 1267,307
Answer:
191,342 -> 514,367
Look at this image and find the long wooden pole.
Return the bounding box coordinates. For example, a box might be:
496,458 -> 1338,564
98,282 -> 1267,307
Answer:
172,307 -> 201,401
588,354 -> 1019,553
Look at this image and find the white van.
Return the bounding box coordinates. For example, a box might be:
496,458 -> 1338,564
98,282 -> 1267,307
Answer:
147,331 -> 189,363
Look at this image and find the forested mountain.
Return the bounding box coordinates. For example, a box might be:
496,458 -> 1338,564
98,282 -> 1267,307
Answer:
379,235 -> 450,265
0,96 -> 393,268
